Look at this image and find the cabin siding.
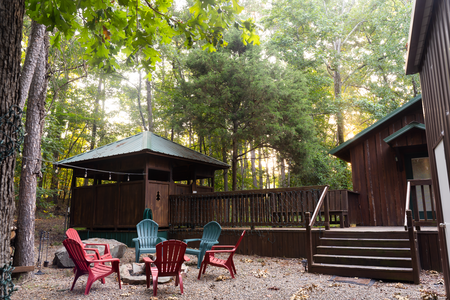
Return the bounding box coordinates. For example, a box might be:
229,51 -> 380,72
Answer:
348,105 -> 426,226
417,0 -> 450,291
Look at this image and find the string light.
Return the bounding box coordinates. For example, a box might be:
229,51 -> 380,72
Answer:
20,156 -> 145,177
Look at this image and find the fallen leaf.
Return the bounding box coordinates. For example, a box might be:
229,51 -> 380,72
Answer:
215,275 -> 229,281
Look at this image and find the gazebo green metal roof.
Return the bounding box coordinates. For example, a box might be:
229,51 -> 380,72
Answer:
329,95 -> 423,161
58,131 -> 230,168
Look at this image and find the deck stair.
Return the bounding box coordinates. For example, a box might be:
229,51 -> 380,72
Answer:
310,230 -> 420,283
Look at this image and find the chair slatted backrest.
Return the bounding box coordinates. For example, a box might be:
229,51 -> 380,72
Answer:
63,238 -> 91,273
199,221 -> 221,249
66,228 -> 83,244
136,219 -> 159,248
155,240 -> 187,276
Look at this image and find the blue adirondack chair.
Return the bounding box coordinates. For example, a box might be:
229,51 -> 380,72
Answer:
184,221 -> 222,268
133,219 -> 166,263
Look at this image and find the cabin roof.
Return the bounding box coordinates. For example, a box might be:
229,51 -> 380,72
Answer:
405,0 -> 435,75
383,121 -> 426,144
329,95 -> 422,161
58,131 -> 230,168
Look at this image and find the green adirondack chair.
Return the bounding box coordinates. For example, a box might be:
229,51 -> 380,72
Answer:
133,219 -> 166,263
184,221 -> 222,268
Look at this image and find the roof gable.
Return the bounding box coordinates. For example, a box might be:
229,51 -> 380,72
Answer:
329,95 -> 423,161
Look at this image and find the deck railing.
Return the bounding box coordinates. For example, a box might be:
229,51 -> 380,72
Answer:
404,179 -> 437,230
169,186 -> 330,229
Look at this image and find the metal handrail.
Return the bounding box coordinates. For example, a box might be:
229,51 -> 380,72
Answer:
309,185 -> 329,227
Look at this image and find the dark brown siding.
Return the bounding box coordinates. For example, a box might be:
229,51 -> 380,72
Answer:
349,105 -> 426,226
418,0 -> 450,291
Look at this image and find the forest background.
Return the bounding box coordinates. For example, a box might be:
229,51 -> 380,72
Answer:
15,0 -> 419,217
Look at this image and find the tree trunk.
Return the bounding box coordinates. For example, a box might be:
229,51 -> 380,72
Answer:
146,78 -> 153,132
258,149 -> 263,189
19,20 -> 46,109
0,0 -> 25,272
137,71 -> 147,131
91,75 -> 102,150
222,145 -> 228,192
287,161 -> 291,188
333,39 -> 345,145
251,145 -> 257,189
13,30 -> 49,275
232,137 -> 238,191
280,155 -> 286,188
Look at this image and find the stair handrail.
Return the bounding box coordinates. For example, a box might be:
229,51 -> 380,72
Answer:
309,185 -> 329,228
404,181 -> 411,229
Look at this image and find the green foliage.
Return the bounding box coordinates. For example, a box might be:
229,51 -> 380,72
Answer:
25,0 -> 259,73
264,0 -> 420,144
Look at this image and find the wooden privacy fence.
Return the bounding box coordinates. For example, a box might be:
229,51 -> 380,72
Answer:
404,179 -> 437,230
169,186 -> 334,229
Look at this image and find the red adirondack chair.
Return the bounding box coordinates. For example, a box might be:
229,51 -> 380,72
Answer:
143,240 -> 190,296
66,228 -> 112,260
63,238 -> 122,295
198,230 -> 246,280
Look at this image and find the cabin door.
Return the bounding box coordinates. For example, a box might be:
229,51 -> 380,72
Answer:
434,140 -> 450,272
406,153 -> 432,218
146,182 -> 169,227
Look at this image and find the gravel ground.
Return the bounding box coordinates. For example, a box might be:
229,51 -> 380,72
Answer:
10,244 -> 447,300
9,217 -> 447,299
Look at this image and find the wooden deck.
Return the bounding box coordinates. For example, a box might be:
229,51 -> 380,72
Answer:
169,225 -> 441,276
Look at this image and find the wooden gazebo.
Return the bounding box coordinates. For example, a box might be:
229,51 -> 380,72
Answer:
58,132 -> 229,230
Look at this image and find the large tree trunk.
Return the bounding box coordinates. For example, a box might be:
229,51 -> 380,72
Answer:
333,39 -> 345,145
14,30 -> 49,275
19,21 -> 46,109
0,0 -> 26,271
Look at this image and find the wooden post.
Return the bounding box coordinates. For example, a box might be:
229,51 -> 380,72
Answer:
305,212 -> 313,272
324,193 -> 330,230
411,185 -> 421,231
406,210 -> 421,284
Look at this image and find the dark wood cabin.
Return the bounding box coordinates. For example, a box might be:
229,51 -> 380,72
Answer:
406,0 -> 450,294
330,95 -> 429,226
58,131 -> 229,230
